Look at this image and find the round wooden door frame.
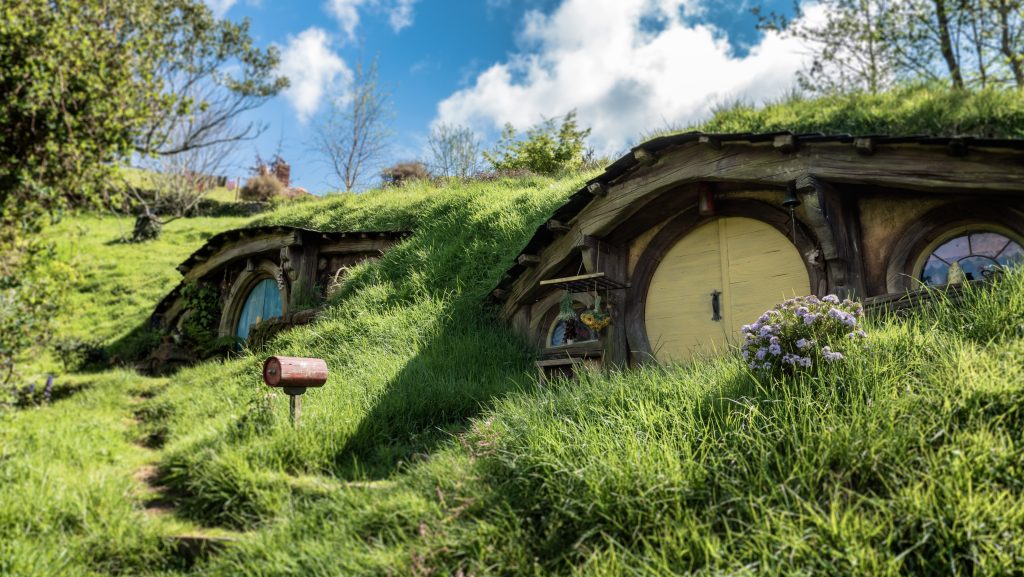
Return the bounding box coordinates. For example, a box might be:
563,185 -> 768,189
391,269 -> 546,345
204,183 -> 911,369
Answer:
884,201 -> 1024,293
218,259 -> 289,338
626,199 -> 824,362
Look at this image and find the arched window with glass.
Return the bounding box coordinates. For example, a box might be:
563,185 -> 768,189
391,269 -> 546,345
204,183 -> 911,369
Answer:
919,230 -> 1024,286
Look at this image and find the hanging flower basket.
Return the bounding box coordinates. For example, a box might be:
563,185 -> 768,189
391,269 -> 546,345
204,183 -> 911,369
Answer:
580,295 -> 611,331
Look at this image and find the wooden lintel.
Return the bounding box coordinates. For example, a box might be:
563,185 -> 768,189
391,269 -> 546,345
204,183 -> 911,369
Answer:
773,134 -> 798,154
854,138 -> 875,156
572,143 -> 1024,240
517,254 -> 541,267
546,219 -> 571,234
587,181 -> 607,197
634,148 -> 656,166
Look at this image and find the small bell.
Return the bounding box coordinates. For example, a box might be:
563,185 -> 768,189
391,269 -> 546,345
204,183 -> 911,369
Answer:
782,182 -> 801,243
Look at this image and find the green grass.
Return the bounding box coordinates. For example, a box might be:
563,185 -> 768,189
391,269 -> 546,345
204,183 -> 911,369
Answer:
7,91 -> 1024,574
39,213 -> 253,371
0,371 -> 174,576
689,84 -> 1024,138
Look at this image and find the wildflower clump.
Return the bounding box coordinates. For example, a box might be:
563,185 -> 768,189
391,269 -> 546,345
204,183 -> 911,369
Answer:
741,295 -> 866,377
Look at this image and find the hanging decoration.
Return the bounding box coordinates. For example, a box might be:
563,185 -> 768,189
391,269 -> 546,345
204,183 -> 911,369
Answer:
557,289 -> 579,344
580,294 -> 611,331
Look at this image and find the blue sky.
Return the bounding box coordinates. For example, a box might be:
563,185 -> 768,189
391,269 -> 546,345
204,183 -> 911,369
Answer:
206,0 -> 805,193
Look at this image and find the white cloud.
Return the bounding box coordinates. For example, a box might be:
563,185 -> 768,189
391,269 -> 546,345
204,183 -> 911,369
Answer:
325,0 -> 370,41
389,0 -> 417,32
434,0 -> 812,156
325,0 -> 418,40
277,28 -> 351,122
205,0 -> 237,17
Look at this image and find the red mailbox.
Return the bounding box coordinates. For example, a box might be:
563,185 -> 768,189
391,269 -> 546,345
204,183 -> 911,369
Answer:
263,356 -> 328,427
263,356 -> 328,391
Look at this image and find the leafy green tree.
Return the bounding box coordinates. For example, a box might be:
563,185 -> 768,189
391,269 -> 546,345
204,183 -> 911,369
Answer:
757,0 -> 1024,92
484,111 -> 592,175
0,0 -> 285,381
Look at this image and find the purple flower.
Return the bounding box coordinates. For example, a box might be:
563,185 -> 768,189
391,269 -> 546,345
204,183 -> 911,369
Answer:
44,375 -> 53,403
796,338 -> 810,350
768,343 -> 782,356
769,336 -> 780,345
795,306 -> 810,317
803,314 -> 818,325
823,295 -> 840,304
755,348 -> 767,360
821,346 -> 844,362
742,349 -> 750,360
759,325 -> 776,337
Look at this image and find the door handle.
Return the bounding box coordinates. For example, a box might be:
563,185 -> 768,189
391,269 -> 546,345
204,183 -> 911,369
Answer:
711,290 -> 722,322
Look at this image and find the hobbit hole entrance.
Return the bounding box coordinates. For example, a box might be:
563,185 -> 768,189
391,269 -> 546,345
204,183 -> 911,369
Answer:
644,217 -> 810,363
234,278 -> 284,340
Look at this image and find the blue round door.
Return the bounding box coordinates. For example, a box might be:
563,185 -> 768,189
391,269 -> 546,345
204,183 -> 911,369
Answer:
235,278 -> 283,340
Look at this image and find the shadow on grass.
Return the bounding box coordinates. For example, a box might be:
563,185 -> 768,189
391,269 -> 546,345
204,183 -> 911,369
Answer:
333,306 -> 539,479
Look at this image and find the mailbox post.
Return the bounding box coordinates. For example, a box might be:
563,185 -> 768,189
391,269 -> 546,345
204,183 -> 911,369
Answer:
262,356 -> 328,427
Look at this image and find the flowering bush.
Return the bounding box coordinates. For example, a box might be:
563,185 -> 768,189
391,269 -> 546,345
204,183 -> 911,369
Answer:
741,294 -> 866,377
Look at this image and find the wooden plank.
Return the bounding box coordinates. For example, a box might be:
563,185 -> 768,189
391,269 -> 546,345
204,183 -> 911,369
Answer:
539,272 -> 606,286
317,238 -> 401,254
546,219 -> 572,234
634,148 -> 656,166
572,143 -> 1024,241
816,178 -> 868,299
500,231 -> 590,318
517,254 -> 541,266
773,134 -> 797,153
183,231 -> 299,282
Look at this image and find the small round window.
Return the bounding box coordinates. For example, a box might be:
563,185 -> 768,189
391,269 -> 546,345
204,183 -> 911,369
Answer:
920,231 -> 1023,286
548,305 -> 598,347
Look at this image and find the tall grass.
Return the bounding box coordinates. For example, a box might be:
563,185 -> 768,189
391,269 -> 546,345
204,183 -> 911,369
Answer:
123,172 -> 1024,575
15,165 -> 1024,574
694,84 -> 1024,137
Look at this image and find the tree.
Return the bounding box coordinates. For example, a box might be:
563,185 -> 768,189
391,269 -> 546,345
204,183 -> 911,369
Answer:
124,117 -> 237,241
756,0 -> 902,93
483,111 -> 592,175
428,123 -> 481,178
316,59 -> 393,191
0,0 -> 284,380
757,0 -> 1024,92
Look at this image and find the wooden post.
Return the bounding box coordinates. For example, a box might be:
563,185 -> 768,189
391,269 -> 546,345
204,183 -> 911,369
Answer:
803,177 -> 867,300
581,237 -> 629,368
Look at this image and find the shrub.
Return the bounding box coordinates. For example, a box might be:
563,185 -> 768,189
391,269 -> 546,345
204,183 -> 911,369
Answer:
52,336 -> 107,371
484,110 -> 592,175
380,161 -> 429,187
180,281 -> 222,357
240,174 -> 285,201
741,294 -> 867,377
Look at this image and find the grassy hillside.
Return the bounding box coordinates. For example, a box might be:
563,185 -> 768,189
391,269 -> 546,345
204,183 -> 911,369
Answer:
37,214 -> 253,372
6,171 -> 1022,575
5,90 -> 1024,575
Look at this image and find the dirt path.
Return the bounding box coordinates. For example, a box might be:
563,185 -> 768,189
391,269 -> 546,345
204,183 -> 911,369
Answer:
127,389 -> 239,566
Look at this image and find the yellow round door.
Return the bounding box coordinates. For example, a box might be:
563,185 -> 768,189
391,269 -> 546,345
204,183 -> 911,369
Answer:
645,217 -> 810,363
